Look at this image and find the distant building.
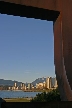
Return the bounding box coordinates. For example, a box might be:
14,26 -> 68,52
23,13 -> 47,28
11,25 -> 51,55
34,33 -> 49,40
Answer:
0,87 -> 3,90
36,83 -> 38,89
37,83 -> 43,89
46,77 -> 50,89
14,83 -> 17,87
28,83 -> 32,90
51,77 -> 56,87
46,77 -> 53,89
8,87 -> 11,90
21,83 -> 25,90
43,81 -> 46,88
31,84 -> 35,89
32,86 -> 34,89
24,85 -> 27,90
22,83 -> 25,89
42,77 -> 44,80
21,83 -> 23,87
54,78 -> 58,88
18,86 -> 21,90
13,87 -> 16,90
22,83 -> 24,87
12,87 -> 14,90
49,77 -> 52,88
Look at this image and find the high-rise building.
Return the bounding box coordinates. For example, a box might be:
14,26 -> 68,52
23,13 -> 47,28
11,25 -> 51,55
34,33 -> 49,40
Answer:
49,77 -> 52,88
20,83 -> 25,90
51,77 -> 56,87
55,78 -> 58,88
46,77 -> 50,89
25,85 -> 26,90
43,81 -> 46,88
8,87 -> 11,90
14,82 -> 17,87
22,83 -> 25,89
36,83 -> 38,89
21,83 -> 23,87
28,83 -> 32,90
46,77 -> 53,89
13,87 -> 16,90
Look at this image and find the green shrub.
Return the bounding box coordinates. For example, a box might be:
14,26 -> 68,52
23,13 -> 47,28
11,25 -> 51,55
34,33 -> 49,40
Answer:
30,88 -> 61,102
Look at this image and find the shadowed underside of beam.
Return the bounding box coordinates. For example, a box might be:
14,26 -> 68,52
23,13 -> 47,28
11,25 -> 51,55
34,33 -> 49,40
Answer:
0,0 -> 60,21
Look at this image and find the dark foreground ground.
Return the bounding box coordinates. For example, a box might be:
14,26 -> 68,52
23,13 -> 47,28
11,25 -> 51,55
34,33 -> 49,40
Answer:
0,98 -> 72,108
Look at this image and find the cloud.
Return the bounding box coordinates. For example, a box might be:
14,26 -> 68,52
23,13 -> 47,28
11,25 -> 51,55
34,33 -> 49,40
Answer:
35,72 -> 40,74
24,70 -> 40,74
24,71 -> 31,74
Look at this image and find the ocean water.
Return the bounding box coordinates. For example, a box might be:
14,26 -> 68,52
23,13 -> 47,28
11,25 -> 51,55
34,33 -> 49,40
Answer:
0,91 -> 42,99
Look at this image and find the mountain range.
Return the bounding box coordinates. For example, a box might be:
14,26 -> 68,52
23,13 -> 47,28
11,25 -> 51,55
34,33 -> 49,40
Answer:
0,77 -> 56,86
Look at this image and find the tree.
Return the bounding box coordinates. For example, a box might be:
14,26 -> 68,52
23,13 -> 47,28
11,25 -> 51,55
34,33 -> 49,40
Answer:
30,87 -> 61,102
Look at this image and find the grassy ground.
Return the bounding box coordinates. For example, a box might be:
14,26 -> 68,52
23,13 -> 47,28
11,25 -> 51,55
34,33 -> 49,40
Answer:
4,98 -> 31,102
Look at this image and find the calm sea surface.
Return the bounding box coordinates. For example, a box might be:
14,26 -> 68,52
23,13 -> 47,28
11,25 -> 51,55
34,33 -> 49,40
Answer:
0,91 -> 42,99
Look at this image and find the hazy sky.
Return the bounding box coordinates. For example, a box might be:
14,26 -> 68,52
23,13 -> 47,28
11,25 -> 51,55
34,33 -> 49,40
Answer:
0,14 -> 55,83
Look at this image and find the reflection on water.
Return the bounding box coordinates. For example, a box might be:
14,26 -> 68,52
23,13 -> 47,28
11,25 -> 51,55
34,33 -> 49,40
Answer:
0,91 -> 42,98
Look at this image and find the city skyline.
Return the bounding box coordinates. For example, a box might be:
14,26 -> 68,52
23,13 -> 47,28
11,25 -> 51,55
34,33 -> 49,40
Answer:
0,76 -> 58,91
0,14 -> 55,83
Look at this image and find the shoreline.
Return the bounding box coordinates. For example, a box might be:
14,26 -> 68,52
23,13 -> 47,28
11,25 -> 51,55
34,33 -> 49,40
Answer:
0,90 -> 43,92
3,97 -> 33,99
0,89 -> 54,92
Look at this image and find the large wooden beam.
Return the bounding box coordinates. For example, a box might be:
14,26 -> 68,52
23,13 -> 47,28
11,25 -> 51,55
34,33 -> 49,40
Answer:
0,0 -> 56,11
54,0 -> 72,101
0,0 -> 72,101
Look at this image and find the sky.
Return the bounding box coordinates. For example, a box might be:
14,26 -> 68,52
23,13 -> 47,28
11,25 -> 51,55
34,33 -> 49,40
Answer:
0,14 -> 55,83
